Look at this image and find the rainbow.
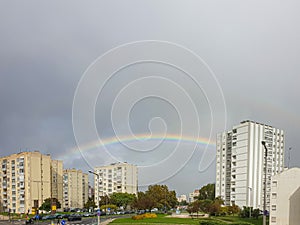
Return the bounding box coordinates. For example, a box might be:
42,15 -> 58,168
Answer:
59,133 -> 215,160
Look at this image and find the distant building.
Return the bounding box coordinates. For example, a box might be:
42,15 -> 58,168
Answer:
269,168 -> 300,225
0,151 -> 63,214
177,194 -> 187,203
188,190 -> 199,203
215,120 -> 285,210
92,162 -> 138,207
63,169 -> 88,209
51,159 -> 63,208
88,185 -> 94,199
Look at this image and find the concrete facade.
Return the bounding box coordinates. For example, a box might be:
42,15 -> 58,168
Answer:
216,120 -> 285,210
63,169 -> 89,209
0,151 -> 63,214
269,168 -> 300,225
93,162 -> 138,207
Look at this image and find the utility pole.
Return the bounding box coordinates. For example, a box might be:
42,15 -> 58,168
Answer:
261,141 -> 268,225
288,147 -> 292,168
89,170 -> 101,225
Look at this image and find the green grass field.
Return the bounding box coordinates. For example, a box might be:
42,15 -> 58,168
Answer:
110,214 -> 266,225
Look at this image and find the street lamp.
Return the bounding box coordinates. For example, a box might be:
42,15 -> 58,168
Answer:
261,141 -> 268,225
248,187 -> 252,218
89,170 -> 101,225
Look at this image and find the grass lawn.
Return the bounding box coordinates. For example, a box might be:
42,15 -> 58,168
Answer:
110,214 -> 267,225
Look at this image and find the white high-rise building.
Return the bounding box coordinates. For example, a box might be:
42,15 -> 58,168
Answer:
93,163 -> 138,207
269,167 -> 300,225
215,120 -> 285,210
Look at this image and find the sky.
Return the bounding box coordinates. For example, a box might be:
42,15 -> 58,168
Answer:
0,0 -> 300,196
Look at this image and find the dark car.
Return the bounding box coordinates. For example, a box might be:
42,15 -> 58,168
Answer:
68,214 -> 82,221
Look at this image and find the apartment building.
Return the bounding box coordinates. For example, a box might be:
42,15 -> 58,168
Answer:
51,159 -> 63,208
177,194 -> 187,203
215,120 -> 285,210
93,162 -> 138,207
0,151 -> 63,214
188,190 -> 199,203
63,169 -> 88,209
269,168 -> 300,225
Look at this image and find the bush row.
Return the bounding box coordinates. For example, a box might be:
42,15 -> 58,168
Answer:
132,213 -> 157,220
199,220 -> 253,225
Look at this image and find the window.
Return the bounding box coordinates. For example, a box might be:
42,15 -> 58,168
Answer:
271,205 -> 276,211
272,193 -> 277,199
271,217 -> 276,223
272,181 -> 277,187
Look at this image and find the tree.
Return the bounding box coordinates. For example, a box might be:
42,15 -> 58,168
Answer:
132,192 -> 155,210
252,208 -> 260,219
146,185 -> 178,210
198,199 -> 213,213
84,197 -> 96,209
228,204 -> 240,216
39,198 -> 61,212
100,204 -> 117,212
99,195 -> 111,207
198,183 -> 215,201
110,193 -> 136,209
187,200 -> 201,215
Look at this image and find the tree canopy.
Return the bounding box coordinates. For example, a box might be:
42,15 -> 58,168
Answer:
39,198 -> 61,212
84,197 -> 96,209
198,183 -> 215,201
110,192 -> 136,209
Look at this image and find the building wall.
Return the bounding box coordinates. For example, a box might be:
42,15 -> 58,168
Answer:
269,168 -> 300,225
0,151 -> 60,214
82,173 -> 89,206
216,120 -> 285,210
51,160 -> 63,208
93,163 -> 138,207
63,169 -> 87,209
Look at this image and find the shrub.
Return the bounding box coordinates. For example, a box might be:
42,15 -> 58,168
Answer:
199,220 -> 224,225
231,223 -> 253,225
132,213 -> 157,220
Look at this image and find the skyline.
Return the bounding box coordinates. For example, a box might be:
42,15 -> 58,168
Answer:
0,0 -> 299,196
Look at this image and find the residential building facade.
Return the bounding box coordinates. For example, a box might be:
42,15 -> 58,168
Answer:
188,190 -> 199,203
93,162 -> 138,207
0,151 -> 63,214
177,194 -> 187,203
63,169 -> 88,209
269,168 -> 300,225
215,120 -> 285,210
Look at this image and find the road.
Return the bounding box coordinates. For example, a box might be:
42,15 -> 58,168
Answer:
0,215 -> 129,225
0,217 -> 111,225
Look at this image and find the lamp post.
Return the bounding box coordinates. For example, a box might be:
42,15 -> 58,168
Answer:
261,141 -> 268,225
248,187 -> 252,218
89,170 -> 101,225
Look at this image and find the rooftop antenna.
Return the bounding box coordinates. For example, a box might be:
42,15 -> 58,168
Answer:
288,147 -> 292,168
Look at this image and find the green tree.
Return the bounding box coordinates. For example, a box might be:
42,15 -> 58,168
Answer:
100,204 -> 117,212
132,192 -> 155,210
39,198 -> 61,212
187,200 -> 201,215
198,183 -> 215,201
99,195 -> 111,207
110,192 -> 136,209
84,197 -> 96,209
252,208 -> 260,219
146,185 -> 178,210
228,204 -> 240,216
198,199 -> 213,213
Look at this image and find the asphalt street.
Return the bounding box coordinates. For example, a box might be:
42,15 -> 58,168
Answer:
0,217 -> 112,225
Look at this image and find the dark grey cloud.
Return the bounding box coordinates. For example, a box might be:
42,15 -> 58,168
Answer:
0,0 -> 299,195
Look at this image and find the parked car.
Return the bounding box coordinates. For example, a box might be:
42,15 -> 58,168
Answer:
68,214 -> 82,221
42,215 -> 56,220
83,213 -> 91,217
62,214 -> 70,219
